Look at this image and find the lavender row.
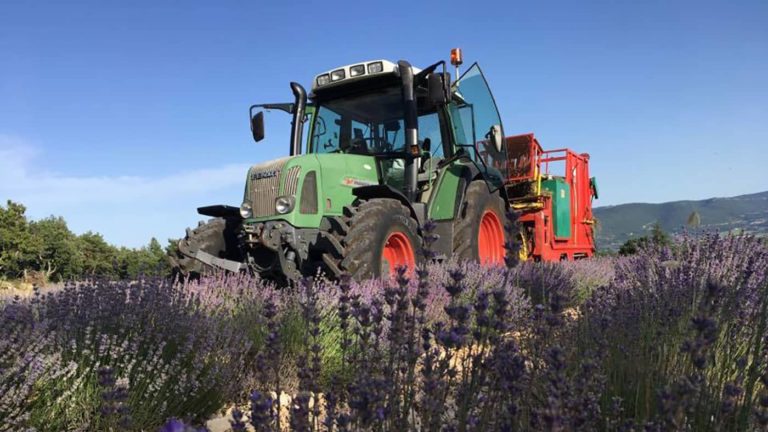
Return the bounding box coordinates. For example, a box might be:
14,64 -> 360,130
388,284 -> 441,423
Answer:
2,232 -> 767,431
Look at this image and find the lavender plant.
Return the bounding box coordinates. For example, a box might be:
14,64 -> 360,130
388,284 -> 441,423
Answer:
583,233 -> 768,429
1,275 -> 254,430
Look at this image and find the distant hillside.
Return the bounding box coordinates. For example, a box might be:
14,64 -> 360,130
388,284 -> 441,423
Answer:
594,191 -> 768,250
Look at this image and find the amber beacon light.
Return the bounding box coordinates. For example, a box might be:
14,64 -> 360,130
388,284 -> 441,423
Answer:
450,48 -> 463,66
450,47 -> 463,79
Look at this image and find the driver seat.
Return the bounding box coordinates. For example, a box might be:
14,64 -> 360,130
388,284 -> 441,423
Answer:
346,128 -> 368,154
417,138 -> 439,183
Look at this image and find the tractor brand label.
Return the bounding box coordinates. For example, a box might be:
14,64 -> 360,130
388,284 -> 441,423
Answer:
341,177 -> 376,187
251,169 -> 279,180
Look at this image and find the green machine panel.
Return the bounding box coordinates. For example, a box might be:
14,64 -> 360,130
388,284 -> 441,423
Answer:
541,178 -> 572,239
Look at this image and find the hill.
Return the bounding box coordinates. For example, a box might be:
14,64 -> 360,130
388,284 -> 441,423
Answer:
594,191 -> 768,250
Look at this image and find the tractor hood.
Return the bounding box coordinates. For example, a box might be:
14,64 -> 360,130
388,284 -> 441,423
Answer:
242,153 -> 380,227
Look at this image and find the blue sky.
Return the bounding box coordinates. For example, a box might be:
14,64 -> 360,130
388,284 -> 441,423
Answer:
1,0 -> 766,248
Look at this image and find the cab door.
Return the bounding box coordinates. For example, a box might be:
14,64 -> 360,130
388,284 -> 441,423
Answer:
448,63 -> 508,187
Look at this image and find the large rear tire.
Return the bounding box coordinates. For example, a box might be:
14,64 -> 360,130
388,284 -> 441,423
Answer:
453,180 -> 507,265
171,217 -> 242,278
322,199 -> 421,280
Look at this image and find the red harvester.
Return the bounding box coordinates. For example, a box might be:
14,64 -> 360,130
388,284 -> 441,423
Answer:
503,133 -> 598,261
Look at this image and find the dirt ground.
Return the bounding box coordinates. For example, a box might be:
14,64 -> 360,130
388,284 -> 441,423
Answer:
0,280 -> 63,300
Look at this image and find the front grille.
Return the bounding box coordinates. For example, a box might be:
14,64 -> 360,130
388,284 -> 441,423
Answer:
248,159 -> 301,218
249,159 -> 287,218
284,166 -> 302,196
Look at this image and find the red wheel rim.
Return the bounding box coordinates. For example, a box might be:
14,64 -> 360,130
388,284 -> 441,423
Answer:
381,231 -> 416,275
478,210 -> 505,265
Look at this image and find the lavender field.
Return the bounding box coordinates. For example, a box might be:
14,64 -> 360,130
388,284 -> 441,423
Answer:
1,233 -> 767,431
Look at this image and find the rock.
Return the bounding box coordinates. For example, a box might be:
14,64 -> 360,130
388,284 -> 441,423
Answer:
206,415 -> 234,432
205,392 -> 326,432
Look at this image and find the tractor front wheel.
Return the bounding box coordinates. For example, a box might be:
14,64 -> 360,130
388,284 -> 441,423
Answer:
322,198 -> 421,280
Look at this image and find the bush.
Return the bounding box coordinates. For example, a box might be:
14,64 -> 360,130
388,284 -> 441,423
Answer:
618,221 -> 671,256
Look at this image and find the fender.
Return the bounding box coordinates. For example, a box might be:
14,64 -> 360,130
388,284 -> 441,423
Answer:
352,185 -> 422,222
197,205 -> 241,218
470,167 -> 508,204
453,163 -> 510,221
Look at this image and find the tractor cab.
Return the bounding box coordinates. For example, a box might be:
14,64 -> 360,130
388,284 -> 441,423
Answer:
249,53 -> 507,196
303,57 -> 508,198
308,60 -> 450,199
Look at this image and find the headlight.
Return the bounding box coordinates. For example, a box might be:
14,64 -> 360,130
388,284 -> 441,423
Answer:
240,201 -> 253,218
275,196 -> 295,214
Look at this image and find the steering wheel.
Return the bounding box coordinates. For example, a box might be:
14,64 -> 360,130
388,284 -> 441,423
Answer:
349,138 -> 369,154
348,137 -> 394,154
367,137 -> 394,153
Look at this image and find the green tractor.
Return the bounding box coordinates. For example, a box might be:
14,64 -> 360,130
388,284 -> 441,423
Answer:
172,52 -> 511,282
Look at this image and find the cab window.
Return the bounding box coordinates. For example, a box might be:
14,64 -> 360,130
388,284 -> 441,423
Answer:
310,86 -> 407,155
418,112 -> 445,160
312,106 -> 342,153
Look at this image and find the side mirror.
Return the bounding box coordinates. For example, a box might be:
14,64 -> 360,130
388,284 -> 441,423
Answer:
428,72 -> 450,105
251,111 -> 264,142
487,124 -> 503,153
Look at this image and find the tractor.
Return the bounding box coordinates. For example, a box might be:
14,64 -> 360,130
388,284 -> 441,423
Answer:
171,49 -> 598,282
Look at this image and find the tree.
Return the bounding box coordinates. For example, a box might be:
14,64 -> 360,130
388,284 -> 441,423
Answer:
619,222 -> 671,256
29,216 -> 83,281
149,238 -> 172,276
649,222 -> 670,245
0,200 -> 39,278
77,232 -> 118,277
687,211 -> 701,228
3,200 -> 175,282
618,237 -> 647,256
116,238 -> 171,279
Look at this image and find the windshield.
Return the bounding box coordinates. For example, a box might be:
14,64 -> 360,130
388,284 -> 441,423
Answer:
310,86 -> 407,155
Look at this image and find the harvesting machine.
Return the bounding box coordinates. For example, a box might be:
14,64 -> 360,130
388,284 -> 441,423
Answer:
172,49 -> 598,283
506,134 -> 598,261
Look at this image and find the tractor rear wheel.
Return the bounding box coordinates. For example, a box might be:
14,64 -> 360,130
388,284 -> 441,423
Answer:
171,217 -> 242,278
453,180 -> 507,265
322,199 -> 421,280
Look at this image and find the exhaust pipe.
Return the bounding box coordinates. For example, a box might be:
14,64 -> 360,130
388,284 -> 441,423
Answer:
398,60 -> 418,202
289,82 -> 307,156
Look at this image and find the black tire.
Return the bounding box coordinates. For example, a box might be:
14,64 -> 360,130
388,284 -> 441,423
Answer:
171,217 -> 242,278
453,180 -> 507,262
321,198 -> 422,280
